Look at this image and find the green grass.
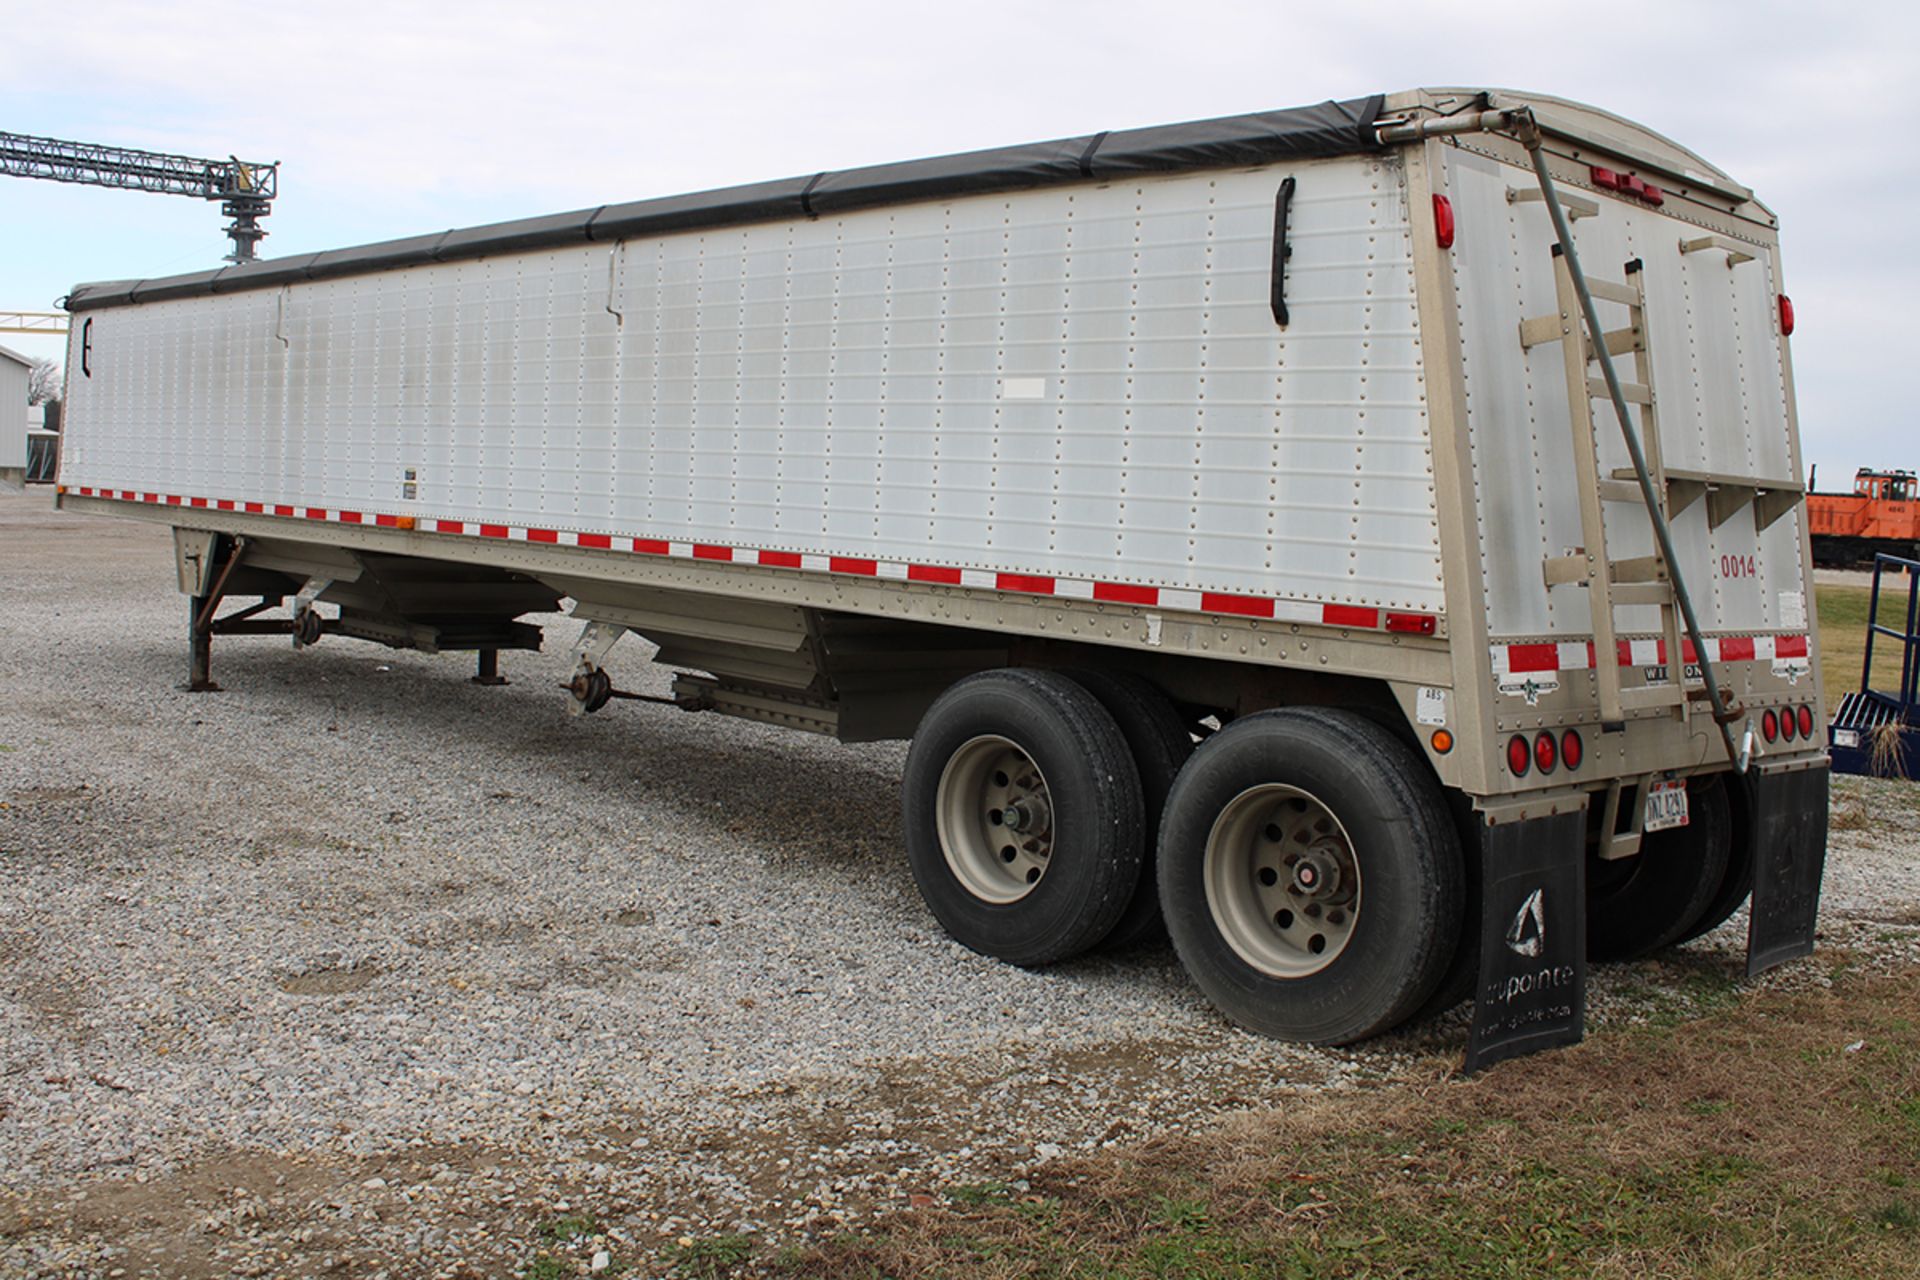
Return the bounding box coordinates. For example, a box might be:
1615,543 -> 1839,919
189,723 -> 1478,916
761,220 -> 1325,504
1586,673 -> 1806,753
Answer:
776,959 -> 1920,1280
1816,583 -> 1913,703
667,1232 -> 756,1278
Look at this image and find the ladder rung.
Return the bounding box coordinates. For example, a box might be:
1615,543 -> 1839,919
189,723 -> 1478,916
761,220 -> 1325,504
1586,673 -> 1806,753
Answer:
1597,326 -> 1644,357
1597,478 -> 1646,503
1584,277 -> 1642,307
1544,554 -> 1594,587
1611,582 -> 1674,607
1610,555 -> 1667,584
1519,315 -> 1568,349
1587,377 -> 1653,404
1619,685 -> 1686,712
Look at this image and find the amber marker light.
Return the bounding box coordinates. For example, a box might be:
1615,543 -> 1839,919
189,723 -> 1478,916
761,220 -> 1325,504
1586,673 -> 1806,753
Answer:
1430,728 -> 1454,754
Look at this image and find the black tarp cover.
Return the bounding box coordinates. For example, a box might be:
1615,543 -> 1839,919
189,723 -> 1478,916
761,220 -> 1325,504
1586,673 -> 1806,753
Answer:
67,96 -> 1383,311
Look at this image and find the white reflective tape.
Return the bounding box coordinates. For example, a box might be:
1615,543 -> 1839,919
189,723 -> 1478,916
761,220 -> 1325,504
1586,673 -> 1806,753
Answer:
1270,598 -> 1320,624
1160,589 -> 1203,613
800,553 -> 832,573
876,561 -> 909,581
1557,641 -> 1590,670
1055,578 -> 1095,600
959,568 -> 997,590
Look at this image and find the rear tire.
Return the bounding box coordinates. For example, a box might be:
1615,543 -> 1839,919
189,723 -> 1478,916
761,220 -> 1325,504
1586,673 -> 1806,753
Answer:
1058,669 -> 1194,951
902,669 -> 1144,966
1158,707 -> 1463,1045
1587,776 -> 1732,962
1673,774 -> 1753,944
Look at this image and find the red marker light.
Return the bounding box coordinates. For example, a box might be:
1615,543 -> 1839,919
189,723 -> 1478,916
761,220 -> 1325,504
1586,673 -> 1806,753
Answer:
1779,294 -> 1795,336
1780,707 -> 1797,741
1533,731 -> 1558,774
1590,166 -> 1622,190
1507,734 -> 1531,777
1560,728 -> 1584,771
1762,709 -> 1779,742
1797,705 -> 1814,738
1432,194 -> 1455,250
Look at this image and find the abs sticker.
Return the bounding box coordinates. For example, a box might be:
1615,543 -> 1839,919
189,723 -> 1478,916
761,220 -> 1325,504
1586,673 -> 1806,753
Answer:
1416,686 -> 1448,726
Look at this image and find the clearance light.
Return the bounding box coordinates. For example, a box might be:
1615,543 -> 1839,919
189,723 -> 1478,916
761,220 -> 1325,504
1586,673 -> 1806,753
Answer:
1430,728 -> 1454,754
1507,734 -> 1531,777
1433,194 -> 1455,250
1560,728 -> 1584,771
1591,167 -> 1622,190
1762,708 -> 1779,743
1386,612 -> 1438,635
1779,295 -> 1795,336
1797,705 -> 1815,738
1533,731 -> 1558,774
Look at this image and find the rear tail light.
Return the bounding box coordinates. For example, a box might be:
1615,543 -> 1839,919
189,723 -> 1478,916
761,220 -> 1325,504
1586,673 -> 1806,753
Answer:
1560,728 -> 1584,771
1780,707 -> 1797,741
1779,295 -> 1795,336
1533,731 -> 1558,774
1433,194 -> 1456,250
1797,705 -> 1815,738
1590,166 -> 1622,190
1762,709 -> 1779,742
1507,734 -> 1531,777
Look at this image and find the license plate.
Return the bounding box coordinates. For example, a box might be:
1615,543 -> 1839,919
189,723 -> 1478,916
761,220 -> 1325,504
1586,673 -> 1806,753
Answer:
1644,779 -> 1690,833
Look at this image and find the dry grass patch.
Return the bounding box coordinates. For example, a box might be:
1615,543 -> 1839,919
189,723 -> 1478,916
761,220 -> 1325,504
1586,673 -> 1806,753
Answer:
777,962 -> 1920,1280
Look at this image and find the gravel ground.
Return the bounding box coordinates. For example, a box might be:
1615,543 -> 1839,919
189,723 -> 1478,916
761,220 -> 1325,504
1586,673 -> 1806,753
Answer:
3,487 -> 1918,1279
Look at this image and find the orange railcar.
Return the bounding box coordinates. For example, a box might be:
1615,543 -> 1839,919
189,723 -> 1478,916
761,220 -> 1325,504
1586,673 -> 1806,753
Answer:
1809,468 -> 1920,566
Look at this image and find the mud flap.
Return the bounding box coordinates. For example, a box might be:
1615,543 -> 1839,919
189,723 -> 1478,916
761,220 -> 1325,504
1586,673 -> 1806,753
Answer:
1744,762 -> 1829,978
1463,810 -> 1586,1074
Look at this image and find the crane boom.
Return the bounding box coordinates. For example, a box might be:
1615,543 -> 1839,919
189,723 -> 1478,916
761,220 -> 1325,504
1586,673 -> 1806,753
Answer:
0,129 -> 278,262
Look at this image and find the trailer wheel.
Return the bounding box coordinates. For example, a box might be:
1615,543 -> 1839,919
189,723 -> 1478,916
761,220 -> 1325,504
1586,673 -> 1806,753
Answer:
1158,708 -> 1463,1045
1587,777 -> 1732,962
1674,775 -> 1754,945
1058,669 -> 1194,951
903,669 -> 1144,966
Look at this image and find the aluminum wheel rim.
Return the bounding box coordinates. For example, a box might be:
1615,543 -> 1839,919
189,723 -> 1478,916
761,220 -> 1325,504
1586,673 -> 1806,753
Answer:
935,734 -> 1055,904
1202,783 -> 1361,978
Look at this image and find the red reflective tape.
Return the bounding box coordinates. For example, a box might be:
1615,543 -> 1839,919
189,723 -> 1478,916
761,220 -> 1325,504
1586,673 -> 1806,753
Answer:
832,556 -> 878,576
189,496 -> 207,508
577,532 -> 612,550
760,550 -> 804,568
526,527 -> 559,544
1681,638 -> 1700,665
1586,641 -> 1599,668
908,564 -> 963,585
478,523 -> 509,538
337,510 -> 363,524
1323,604 -> 1379,628
1719,636 -> 1756,662
245,502 -> 265,514
434,519 -> 464,533
998,572 -> 1055,595
1775,634 -> 1809,658
1617,639 -> 1635,666
1202,591 -> 1272,618
305,507 -> 328,521
272,503 -> 293,516
693,543 -> 733,561
1093,581 -> 1158,605
374,513 -> 401,527
216,499 -> 236,511
1506,643 -> 1560,674
632,538 -> 670,555
143,493 -> 160,503
166,495 -> 182,506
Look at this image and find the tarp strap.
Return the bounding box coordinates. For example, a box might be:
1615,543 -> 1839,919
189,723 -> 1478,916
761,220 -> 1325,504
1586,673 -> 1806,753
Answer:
1076,131 -> 1110,179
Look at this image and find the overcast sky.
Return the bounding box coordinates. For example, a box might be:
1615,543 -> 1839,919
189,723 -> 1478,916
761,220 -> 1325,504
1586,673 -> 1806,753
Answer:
3,0 -> 1908,485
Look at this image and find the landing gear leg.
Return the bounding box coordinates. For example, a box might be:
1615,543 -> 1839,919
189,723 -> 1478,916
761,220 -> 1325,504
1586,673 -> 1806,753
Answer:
472,648 -> 508,686
188,594 -> 220,692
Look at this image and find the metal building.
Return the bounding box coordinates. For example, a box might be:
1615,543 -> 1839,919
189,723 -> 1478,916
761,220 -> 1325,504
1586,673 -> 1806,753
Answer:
0,344 -> 31,490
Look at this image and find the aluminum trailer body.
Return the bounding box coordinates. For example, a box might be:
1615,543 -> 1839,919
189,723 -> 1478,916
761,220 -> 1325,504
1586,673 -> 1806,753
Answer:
55,89 -> 1828,1065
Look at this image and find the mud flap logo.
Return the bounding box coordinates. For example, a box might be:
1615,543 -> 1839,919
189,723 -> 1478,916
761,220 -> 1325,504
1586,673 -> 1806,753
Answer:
1505,888 -> 1546,958
1464,810 -> 1587,1074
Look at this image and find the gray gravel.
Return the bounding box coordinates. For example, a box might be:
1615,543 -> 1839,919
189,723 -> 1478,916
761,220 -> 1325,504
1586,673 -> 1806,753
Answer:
3,487 -> 1917,1279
